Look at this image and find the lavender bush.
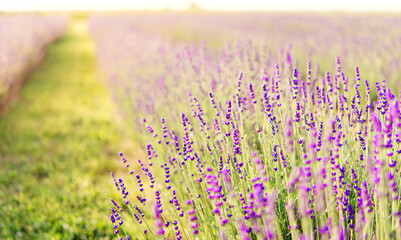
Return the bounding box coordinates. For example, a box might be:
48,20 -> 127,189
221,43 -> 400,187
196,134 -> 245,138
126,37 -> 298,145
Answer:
90,14 -> 401,239
0,14 -> 67,105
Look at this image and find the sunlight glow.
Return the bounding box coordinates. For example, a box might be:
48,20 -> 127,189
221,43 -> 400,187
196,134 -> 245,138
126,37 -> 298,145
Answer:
1,0 -> 401,12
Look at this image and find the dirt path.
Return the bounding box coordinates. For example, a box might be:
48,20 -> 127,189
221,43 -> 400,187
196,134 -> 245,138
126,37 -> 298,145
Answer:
0,17 -> 125,238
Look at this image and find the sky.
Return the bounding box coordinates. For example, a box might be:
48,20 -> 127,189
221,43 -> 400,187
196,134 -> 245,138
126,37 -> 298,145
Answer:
1,0 -> 401,12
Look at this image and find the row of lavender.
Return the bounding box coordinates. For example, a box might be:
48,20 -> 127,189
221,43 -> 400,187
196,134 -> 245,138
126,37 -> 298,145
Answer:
0,14 -> 67,106
103,13 -> 401,85
90,14 -> 401,239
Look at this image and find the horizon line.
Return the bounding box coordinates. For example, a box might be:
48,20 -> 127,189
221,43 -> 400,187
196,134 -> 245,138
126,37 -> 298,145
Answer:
1,9 -> 401,13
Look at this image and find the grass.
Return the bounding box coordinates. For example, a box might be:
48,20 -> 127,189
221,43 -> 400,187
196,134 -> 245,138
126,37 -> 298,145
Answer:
0,16 -> 130,239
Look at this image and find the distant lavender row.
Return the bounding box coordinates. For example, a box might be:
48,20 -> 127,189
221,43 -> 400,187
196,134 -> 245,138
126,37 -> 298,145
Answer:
89,13 -> 401,131
0,14 -> 67,104
92,13 -> 401,82
90,14 -> 401,239
136,12 -> 401,81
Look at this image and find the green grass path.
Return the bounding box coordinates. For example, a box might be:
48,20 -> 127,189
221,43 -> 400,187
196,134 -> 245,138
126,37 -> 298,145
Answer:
0,17 -> 125,239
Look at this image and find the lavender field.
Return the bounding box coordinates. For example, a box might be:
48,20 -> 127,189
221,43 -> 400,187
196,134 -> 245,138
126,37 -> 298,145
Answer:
2,10 -> 401,240
90,13 -> 401,239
